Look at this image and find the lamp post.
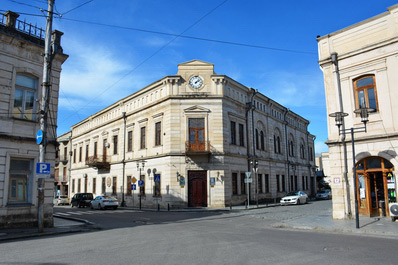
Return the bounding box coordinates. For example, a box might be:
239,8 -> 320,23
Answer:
136,160 -> 146,210
329,107 -> 375,229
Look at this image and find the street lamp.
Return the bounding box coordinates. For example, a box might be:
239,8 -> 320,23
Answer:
329,107 -> 375,229
136,160 -> 146,210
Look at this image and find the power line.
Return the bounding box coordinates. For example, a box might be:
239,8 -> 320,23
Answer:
60,0 -> 94,17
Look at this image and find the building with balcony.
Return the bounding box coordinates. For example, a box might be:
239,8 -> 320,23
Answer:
0,11 -> 68,227
318,5 -> 398,219
67,60 -> 315,208
54,131 -> 71,197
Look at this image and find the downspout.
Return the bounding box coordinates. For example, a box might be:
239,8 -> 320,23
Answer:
121,112 -> 127,207
68,131 -> 72,197
251,89 -> 258,206
284,109 -> 290,192
331,52 -> 351,217
245,88 -> 257,203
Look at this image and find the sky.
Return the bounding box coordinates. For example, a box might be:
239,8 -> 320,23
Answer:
3,0 -> 398,154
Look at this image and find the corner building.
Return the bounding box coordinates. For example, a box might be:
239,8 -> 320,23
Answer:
318,5 -> 398,219
69,60 -> 316,208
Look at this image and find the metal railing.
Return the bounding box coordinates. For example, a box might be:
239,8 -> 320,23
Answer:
185,141 -> 210,153
0,13 -> 45,40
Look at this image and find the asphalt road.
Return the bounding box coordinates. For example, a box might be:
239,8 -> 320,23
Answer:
1,201 -> 397,265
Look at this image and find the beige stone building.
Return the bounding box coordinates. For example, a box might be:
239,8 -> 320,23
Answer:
318,5 -> 398,219
68,60 -> 315,208
54,131 -> 71,196
0,11 -> 67,227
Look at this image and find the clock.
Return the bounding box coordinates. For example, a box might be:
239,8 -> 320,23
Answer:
189,76 -> 203,89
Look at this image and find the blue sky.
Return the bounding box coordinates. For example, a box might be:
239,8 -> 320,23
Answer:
3,0 -> 397,154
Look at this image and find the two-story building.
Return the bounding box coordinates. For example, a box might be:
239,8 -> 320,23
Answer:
67,60 -> 316,208
318,5 -> 398,219
0,11 -> 67,227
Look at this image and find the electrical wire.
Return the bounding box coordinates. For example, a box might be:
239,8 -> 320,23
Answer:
60,0 -> 94,17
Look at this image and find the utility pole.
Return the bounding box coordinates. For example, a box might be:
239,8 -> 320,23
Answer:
38,0 -> 54,233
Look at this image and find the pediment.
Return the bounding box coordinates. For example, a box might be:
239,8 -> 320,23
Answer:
184,105 -> 211,113
178,59 -> 213,67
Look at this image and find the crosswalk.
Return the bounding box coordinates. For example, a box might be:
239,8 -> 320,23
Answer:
55,209 -> 142,217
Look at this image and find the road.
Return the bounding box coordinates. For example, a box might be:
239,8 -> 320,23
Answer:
1,201 -> 397,265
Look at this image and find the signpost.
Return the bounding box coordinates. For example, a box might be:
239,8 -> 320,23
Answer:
245,172 -> 251,208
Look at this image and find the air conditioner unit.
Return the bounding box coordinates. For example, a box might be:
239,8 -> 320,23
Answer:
389,203 -> 398,221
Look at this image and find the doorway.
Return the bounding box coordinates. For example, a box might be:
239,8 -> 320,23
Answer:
188,170 -> 207,207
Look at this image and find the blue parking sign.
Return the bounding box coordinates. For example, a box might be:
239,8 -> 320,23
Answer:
138,180 -> 144,186
36,163 -> 50,175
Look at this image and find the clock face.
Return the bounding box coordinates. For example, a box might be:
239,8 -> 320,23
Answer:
189,76 -> 203,89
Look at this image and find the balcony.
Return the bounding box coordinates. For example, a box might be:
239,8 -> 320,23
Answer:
185,141 -> 210,155
85,155 -> 110,170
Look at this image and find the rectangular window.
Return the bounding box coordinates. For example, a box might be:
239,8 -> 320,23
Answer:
102,177 -> 106,194
139,174 -> 145,196
85,144 -> 89,161
294,175 -> 298,191
140,127 -> 146,149
127,176 -> 132,195
232,173 -> 238,195
239,123 -> 244,146
240,173 -> 246,195
93,178 -> 96,194
230,121 -> 236,145
79,146 -> 82,162
94,142 -> 98,158
72,179 -> 75,193
13,74 -> 37,120
276,175 -> 280,192
290,175 -> 294,191
282,175 -> 286,192
73,149 -> 76,163
78,179 -> 81,193
302,176 -> 305,190
155,122 -> 161,146
306,176 -> 309,190
127,131 -> 133,152
154,174 -> 161,197
265,174 -> 269,193
188,118 -> 205,151
113,135 -> 118,155
64,147 -> 67,160
112,176 -> 117,195
63,167 -> 67,181
258,174 -> 263,193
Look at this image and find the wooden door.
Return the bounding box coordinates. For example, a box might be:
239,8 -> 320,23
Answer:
188,171 -> 207,207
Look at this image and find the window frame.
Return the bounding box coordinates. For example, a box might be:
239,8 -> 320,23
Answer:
140,127 -> 146,149
353,75 -> 378,111
127,131 -> 133,152
155,122 -> 162,146
13,74 -> 38,121
238,123 -> 244,146
113,135 -> 118,155
230,121 -> 236,145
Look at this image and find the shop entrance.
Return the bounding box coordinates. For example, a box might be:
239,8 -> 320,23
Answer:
356,157 -> 396,217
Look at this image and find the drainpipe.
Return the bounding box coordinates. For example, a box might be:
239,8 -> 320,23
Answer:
121,112 -> 127,207
245,88 -> 257,206
284,109 -> 290,192
331,52 -> 351,217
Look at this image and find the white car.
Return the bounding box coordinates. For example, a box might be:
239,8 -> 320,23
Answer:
280,191 -> 308,205
53,195 -> 69,205
90,196 -> 119,210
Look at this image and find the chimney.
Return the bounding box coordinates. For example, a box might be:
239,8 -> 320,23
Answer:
5,11 -> 19,29
51,30 -> 64,53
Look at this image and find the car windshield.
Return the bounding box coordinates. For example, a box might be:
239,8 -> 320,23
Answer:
319,190 -> 329,194
286,192 -> 299,196
60,196 -> 68,198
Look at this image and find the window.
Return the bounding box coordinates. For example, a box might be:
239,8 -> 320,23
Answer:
260,131 -> 265,151
290,175 -> 294,191
112,176 -> 117,195
255,129 -> 259,150
139,174 -> 145,196
79,146 -> 82,162
294,175 -> 298,191
300,144 -> 305,159
239,124 -> 244,146
140,127 -> 146,149
93,178 -> 96,194
265,174 -> 269,193
113,135 -> 118,155
230,121 -> 236,145
154,174 -> 161,196
8,158 -> 32,202
155,122 -> 161,146
232,173 -> 238,195
64,147 -> 67,160
274,135 -> 281,154
309,147 -> 313,161
240,173 -> 246,195
354,75 -> 377,110
258,174 -> 263,193
72,179 -> 75,193
94,142 -> 98,158
276,175 -> 280,192
127,176 -> 132,195
13,74 -> 37,120
281,175 -> 286,192
73,149 -> 76,163
127,131 -> 133,152
78,179 -> 81,193
63,167 -> 67,179
289,140 -> 294,157
102,177 -> 106,194
188,118 -> 205,151
85,144 -> 89,161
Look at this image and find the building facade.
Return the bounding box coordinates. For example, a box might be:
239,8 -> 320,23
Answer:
54,131 -> 71,197
318,5 -> 398,219
68,60 -> 315,208
0,11 -> 67,227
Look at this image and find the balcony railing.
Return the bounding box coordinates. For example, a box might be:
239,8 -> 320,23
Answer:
185,141 -> 210,154
85,155 -> 110,169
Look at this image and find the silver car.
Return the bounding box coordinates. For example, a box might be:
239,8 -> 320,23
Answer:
316,190 -> 332,200
90,196 -> 119,210
280,191 -> 308,205
53,195 -> 69,205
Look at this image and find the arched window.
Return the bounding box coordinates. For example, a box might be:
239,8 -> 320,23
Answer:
354,75 -> 378,110
260,131 -> 265,151
300,144 -> 305,159
274,134 -> 281,154
289,140 -> 294,157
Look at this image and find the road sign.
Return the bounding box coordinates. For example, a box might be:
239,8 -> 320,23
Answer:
36,130 -> 43,144
154,174 -> 160,183
131,177 -> 137,183
36,163 -> 50,177
244,178 -> 252,183
245,171 -> 251,178
131,184 -> 136,191
138,180 -> 144,186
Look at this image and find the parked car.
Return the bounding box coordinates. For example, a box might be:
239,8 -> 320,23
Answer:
71,193 -> 94,208
90,196 -> 119,210
280,191 -> 308,205
316,190 -> 332,200
53,195 -> 69,205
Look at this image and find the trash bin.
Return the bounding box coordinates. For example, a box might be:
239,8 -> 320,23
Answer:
379,200 -> 386,217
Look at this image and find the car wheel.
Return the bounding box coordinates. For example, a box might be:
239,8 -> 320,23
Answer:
90,204 -> 93,209
100,203 -> 104,210
305,198 -> 308,204
71,203 -> 74,208
296,199 -> 300,205
113,206 -> 118,210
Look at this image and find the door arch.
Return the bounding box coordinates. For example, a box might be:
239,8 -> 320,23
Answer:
356,157 -> 395,217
